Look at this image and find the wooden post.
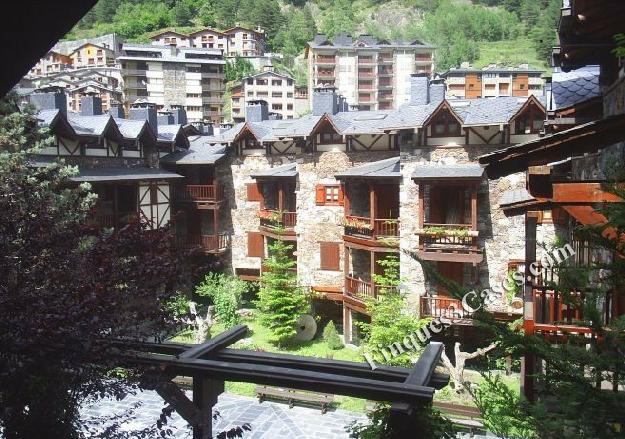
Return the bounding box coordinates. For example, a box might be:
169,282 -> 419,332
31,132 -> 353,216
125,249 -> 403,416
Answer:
192,376 -> 224,439
213,206 -> 218,240
343,305 -> 352,345
470,184 -> 478,231
344,181 -> 350,217
278,182 -> 284,212
418,183 -> 424,229
369,183 -> 377,236
113,184 -> 119,229
370,250 -> 376,297
521,212 -> 538,402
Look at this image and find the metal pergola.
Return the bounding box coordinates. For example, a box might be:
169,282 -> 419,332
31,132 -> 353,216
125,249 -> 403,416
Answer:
118,325 -> 448,439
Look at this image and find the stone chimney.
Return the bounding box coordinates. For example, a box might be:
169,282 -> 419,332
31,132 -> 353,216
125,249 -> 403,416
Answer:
410,73 -> 430,105
169,44 -> 178,56
429,79 -> 446,105
30,87 -> 67,115
80,94 -> 102,116
312,86 -> 339,116
261,64 -> 275,73
157,110 -> 174,125
108,103 -> 124,118
246,100 -> 269,122
171,106 -> 188,125
129,102 -> 158,136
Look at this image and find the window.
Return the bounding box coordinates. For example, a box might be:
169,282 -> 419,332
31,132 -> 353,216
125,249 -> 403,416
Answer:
272,80 -> 282,86
272,103 -> 283,110
319,242 -> 340,271
247,232 -> 264,257
430,112 -> 461,137
315,184 -> 344,206
319,130 -> 342,145
515,105 -> 544,134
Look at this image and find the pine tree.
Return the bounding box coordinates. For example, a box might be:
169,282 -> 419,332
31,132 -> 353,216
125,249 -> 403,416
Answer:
256,239 -> 309,346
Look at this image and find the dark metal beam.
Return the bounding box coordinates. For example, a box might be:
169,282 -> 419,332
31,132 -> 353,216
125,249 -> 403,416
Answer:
405,342 -> 444,387
178,325 -> 248,359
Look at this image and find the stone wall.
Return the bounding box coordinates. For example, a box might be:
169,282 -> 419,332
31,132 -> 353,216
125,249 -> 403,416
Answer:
162,63 -> 187,107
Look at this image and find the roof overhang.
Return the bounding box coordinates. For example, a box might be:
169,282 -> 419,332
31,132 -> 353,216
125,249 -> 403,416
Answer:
70,167 -> 184,183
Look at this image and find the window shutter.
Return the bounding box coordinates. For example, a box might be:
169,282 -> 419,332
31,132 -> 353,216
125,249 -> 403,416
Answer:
246,182 -> 262,202
315,185 -> 326,205
319,242 -> 340,271
247,232 -> 264,257
338,184 -> 344,206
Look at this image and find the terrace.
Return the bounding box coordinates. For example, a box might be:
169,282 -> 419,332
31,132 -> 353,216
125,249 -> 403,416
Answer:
251,163 -> 298,239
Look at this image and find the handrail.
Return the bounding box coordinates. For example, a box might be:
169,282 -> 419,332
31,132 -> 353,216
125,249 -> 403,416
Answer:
344,215 -> 400,240
420,296 -> 471,319
345,276 -> 397,301
259,209 -> 297,230
173,184 -> 224,202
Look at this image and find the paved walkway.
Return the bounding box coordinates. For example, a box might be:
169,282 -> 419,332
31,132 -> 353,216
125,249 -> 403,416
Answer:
82,390 -> 365,438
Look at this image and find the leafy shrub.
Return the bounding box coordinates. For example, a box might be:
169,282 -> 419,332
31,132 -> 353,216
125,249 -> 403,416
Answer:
323,321 -> 343,350
195,273 -> 247,328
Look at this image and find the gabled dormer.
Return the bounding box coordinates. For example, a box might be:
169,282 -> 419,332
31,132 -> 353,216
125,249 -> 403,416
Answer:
422,101 -> 464,146
510,95 -> 546,141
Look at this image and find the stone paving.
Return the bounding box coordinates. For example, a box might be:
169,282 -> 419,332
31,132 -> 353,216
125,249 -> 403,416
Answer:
81,390 -> 366,438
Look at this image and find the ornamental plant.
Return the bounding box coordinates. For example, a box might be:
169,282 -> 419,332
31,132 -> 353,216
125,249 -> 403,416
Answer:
195,273 -> 248,328
323,320 -> 343,350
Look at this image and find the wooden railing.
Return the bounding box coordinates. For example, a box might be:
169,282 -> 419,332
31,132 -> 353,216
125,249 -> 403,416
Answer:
344,215 -> 400,241
533,287 -> 585,325
345,276 -> 397,301
417,223 -> 478,253
178,234 -> 231,253
420,296 -> 472,320
173,184 -> 224,202
259,210 -> 297,231
88,211 -> 137,229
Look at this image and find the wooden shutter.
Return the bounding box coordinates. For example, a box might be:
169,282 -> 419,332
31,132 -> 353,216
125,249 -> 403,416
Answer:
338,184 -> 344,206
315,185 -> 326,205
246,182 -> 262,202
247,232 -> 264,257
319,242 -> 340,271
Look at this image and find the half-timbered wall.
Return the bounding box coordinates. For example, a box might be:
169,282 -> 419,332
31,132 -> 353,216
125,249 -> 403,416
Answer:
139,181 -> 171,229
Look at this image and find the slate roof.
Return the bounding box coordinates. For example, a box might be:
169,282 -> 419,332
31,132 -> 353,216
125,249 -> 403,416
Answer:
450,97 -> 532,126
114,118 -> 149,139
157,124 -> 183,142
70,167 -> 184,182
250,162 -> 298,178
549,65 -> 600,111
335,157 -> 401,179
67,113 -> 113,136
499,188 -> 534,207
412,164 -> 484,180
309,33 -> 433,49
160,141 -> 226,165
37,109 -> 61,127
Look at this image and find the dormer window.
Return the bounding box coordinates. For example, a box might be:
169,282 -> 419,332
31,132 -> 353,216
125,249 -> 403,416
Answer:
431,112 -> 461,137
515,104 -> 544,134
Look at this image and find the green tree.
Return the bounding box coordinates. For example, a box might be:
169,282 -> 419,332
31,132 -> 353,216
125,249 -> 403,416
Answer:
320,0 -> 356,39
359,255 -> 430,367
256,239 -> 309,346
171,0 -> 194,26
195,272 -> 248,328
225,55 -> 255,82
323,320 -> 343,350
274,6 -> 316,57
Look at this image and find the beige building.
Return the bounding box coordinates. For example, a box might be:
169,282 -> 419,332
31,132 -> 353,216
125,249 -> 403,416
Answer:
70,43 -> 116,69
149,26 -> 265,58
305,33 -> 435,111
28,51 -> 73,77
119,44 -> 226,124
231,69 -> 309,121
441,63 -> 545,99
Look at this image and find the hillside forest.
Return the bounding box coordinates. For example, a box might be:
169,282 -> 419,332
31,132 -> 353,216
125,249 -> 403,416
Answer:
68,0 -> 561,71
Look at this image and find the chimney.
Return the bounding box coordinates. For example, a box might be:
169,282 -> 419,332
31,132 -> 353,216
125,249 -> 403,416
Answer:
80,94 -> 102,116
246,100 -> 269,122
171,106 -> 188,125
108,104 -> 124,118
30,87 -> 67,115
429,79 -> 446,105
261,64 -> 275,73
312,86 -> 339,116
409,73 -> 430,105
129,102 -> 158,136
169,44 -> 178,56
157,111 -> 174,125
199,123 -> 214,135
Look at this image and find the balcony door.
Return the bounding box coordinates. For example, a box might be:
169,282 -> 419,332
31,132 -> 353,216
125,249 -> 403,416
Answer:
429,185 -> 466,225
436,261 -> 464,296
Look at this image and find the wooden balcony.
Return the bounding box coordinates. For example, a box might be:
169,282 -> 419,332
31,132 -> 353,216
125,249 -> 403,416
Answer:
344,276 -> 398,302
172,184 -> 224,206
420,296 -> 472,321
177,233 -> 231,254
259,209 -> 297,238
416,224 -> 482,264
87,211 -> 137,229
343,215 -> 399,247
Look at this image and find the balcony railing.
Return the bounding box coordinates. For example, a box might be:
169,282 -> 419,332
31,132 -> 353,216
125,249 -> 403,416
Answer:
259,209 -> 297,231
317,71 -> 335,79
87,211 -> 138,229
316,56 -> 335,64
177,234 -> 231,253
345,276 -> 398,301
417,224 -> 478,249
378,57 -> 393,64
343,215 -> 399,241
172,184 -> 224,203
420,296 -> 472,320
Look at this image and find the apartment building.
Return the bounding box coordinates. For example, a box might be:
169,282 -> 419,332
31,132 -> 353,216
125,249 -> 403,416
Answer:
441,63 -> 545,99
69,43 -> 116,69
118,44 -> 226,124
27,51 -> 73,77
52,33 -> 125,57
305,33 -> 435,111
149,26 -> 265,57
230,69 -> 309,121
170,77 -> 552,344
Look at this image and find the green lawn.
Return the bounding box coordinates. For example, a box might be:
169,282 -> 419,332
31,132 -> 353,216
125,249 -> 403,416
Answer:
475,37 -> 551,74
170,315 -> 369,412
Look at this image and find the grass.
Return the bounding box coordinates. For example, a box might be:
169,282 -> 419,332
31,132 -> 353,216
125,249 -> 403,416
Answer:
475,37 -> 551,74
170,314 -> 369,412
